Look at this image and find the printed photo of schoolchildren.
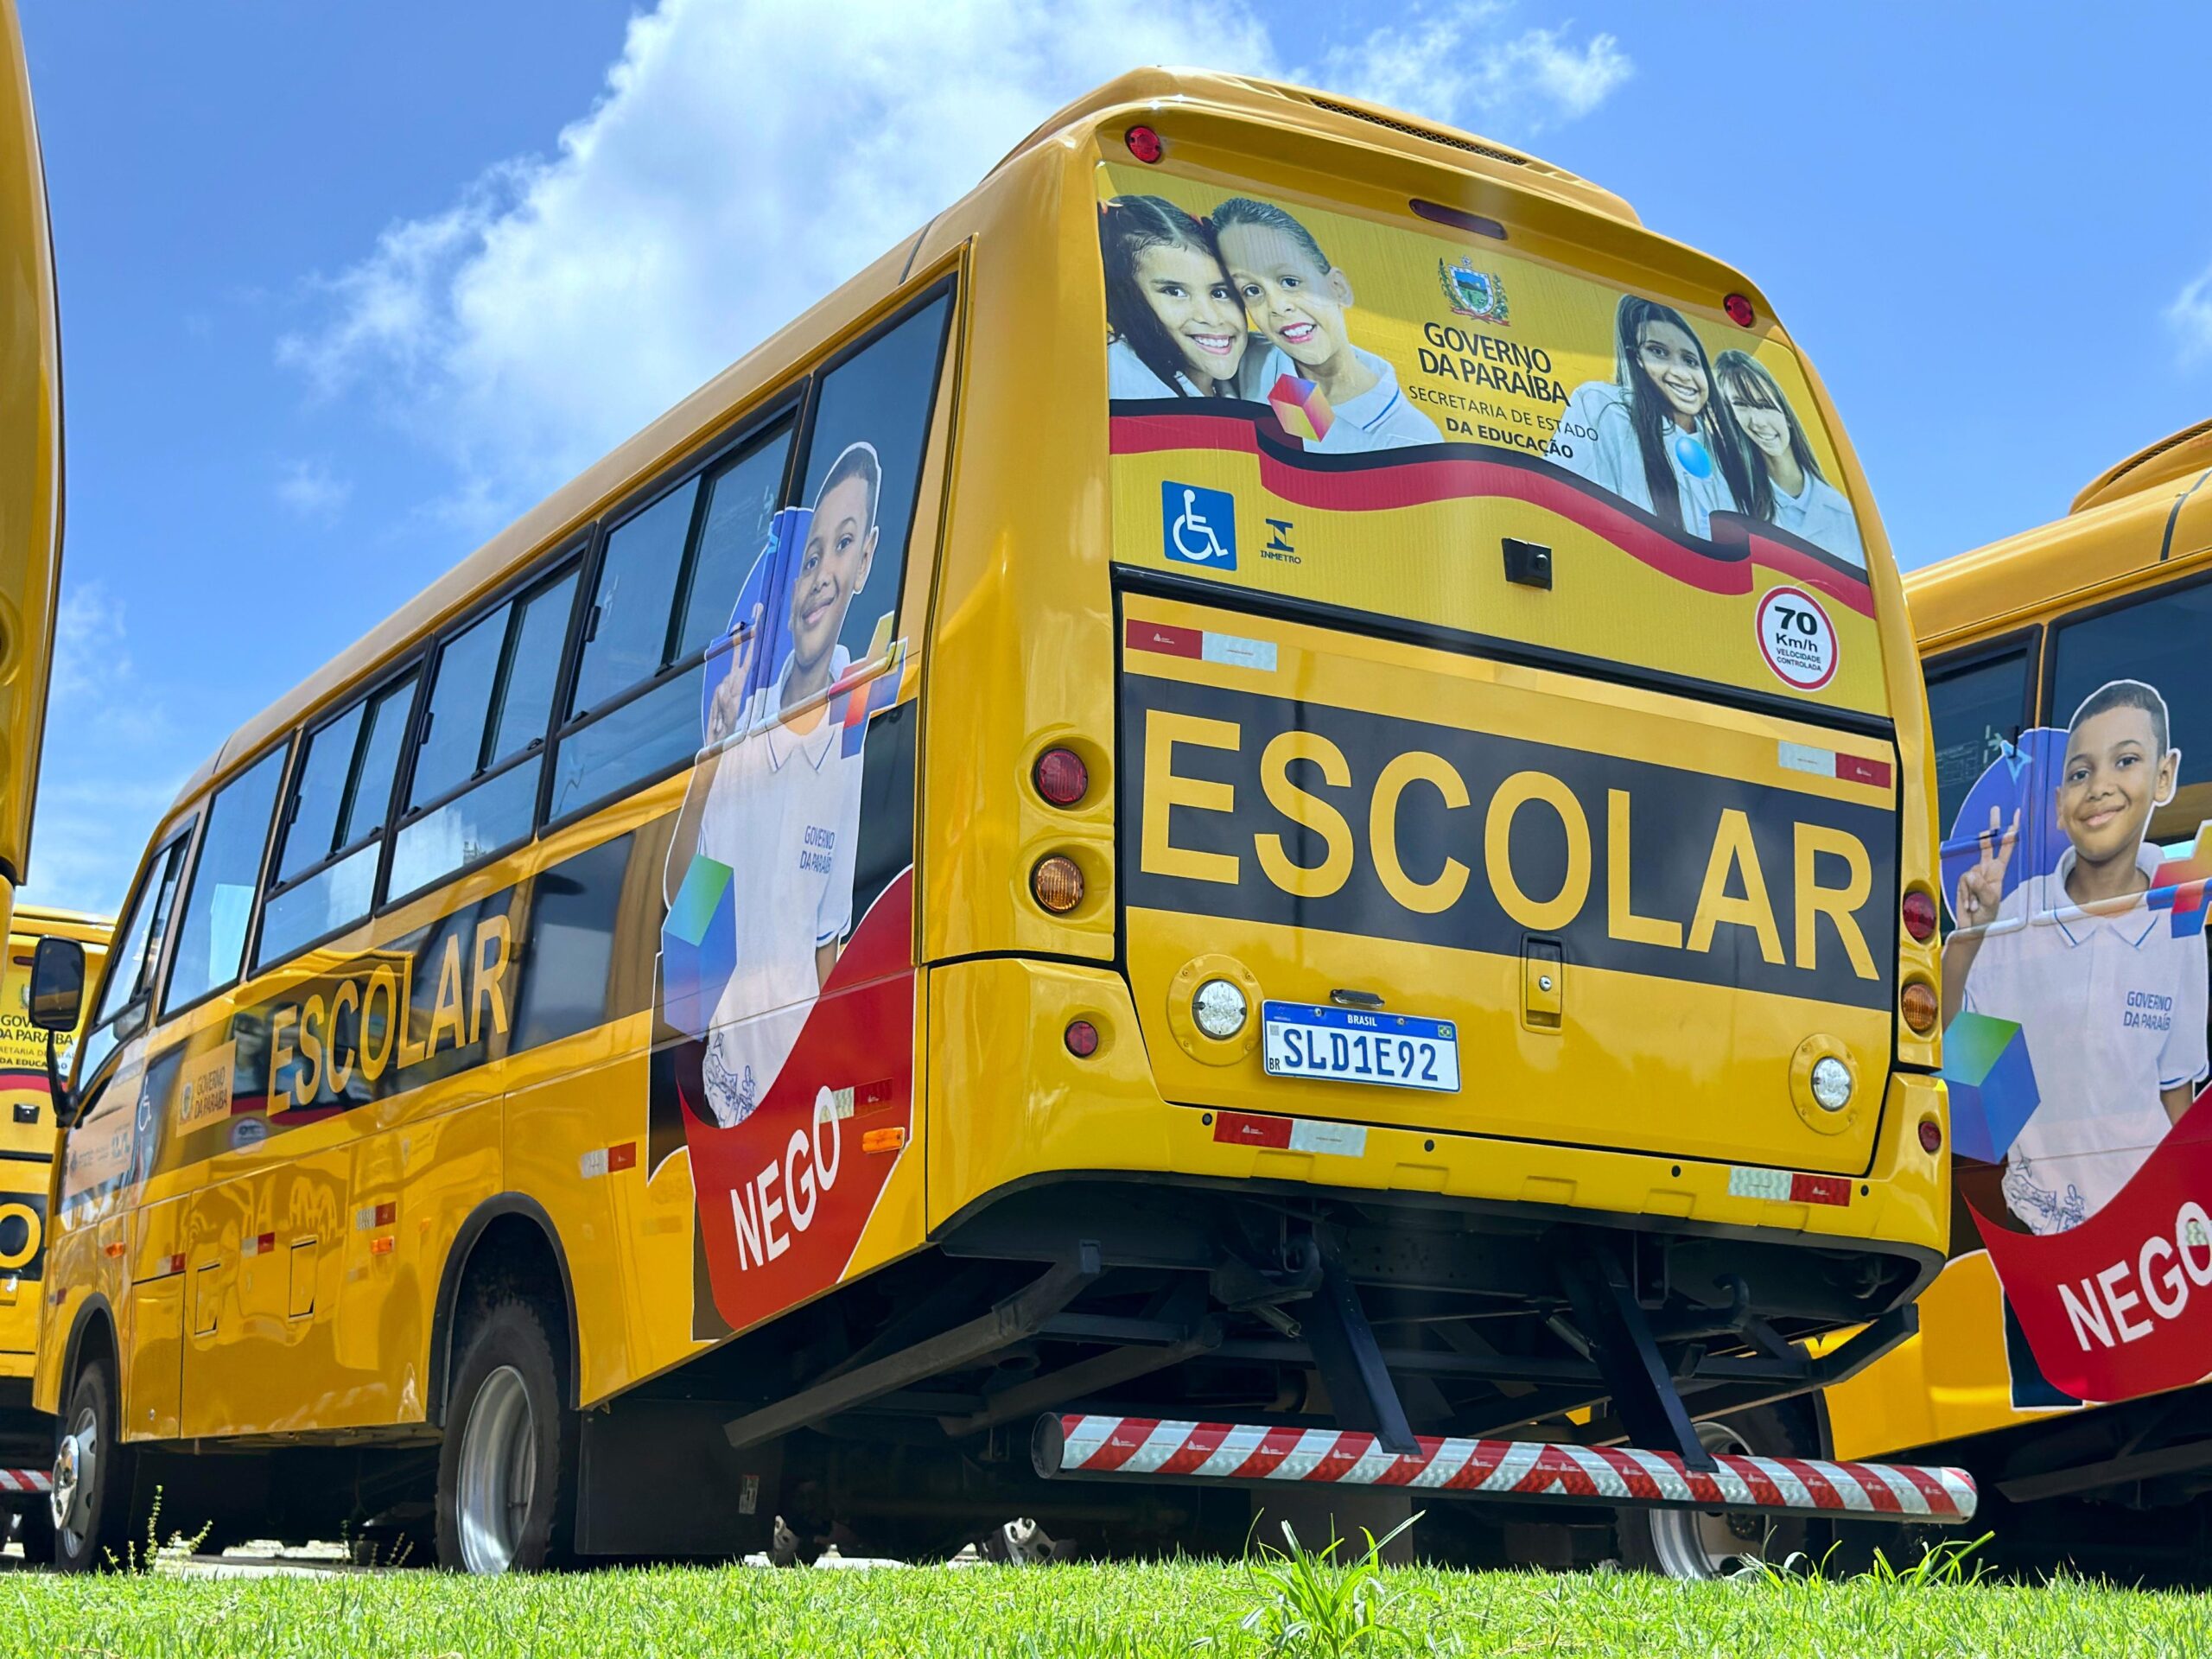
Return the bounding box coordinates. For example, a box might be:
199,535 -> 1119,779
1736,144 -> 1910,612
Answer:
1943,678 -> 2209,1235
1713,350 -> 1866,568
1100,195 -> 1260,400
683,442 -> 882,1129
1210,197 -> 1442,454
1556,296 -> 1755,539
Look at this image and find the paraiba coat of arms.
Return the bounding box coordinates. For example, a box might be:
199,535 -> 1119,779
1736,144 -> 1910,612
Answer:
1440,257 -> 1509,326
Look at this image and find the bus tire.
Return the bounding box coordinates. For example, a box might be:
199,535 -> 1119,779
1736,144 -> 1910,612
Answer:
434,1296 -> 577,1573
1615,1403 -> 1819,1580
51,1351 -> 137,1573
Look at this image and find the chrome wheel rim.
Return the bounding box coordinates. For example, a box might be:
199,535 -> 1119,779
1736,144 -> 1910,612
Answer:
1645,1421 -> 1771,1580
52,1405 -> 95,1557
456,1365 -> 536,1573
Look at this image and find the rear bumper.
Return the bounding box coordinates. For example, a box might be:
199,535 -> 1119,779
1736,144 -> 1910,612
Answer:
1037,1413 -> 1978,1525
927,957 -> 1950,1269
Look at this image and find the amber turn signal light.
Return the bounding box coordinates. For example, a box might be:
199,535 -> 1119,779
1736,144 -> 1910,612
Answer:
1900,980 -> 1938,1033
1032,855 -> 1084,914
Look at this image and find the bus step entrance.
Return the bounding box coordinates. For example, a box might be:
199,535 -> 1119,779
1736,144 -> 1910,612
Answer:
1031,1414 -> 1979,1525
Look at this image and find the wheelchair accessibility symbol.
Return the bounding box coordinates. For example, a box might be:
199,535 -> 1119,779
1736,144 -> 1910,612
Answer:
1161,481 -> 1236,570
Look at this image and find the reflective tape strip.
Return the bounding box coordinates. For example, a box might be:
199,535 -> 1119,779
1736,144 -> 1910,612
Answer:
0,1469 -> 49,1493
1039,1416 -> 1978,1522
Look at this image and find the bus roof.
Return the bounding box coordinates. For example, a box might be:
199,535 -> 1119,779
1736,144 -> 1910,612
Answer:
167,68 -> 1691,817
2072,416 -> 2212,516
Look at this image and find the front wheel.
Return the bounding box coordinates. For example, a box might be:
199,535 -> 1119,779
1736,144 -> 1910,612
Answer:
434,1297 -> 577,1573
51,1353 -> 137,1573
1616,1405 -> 1817,1580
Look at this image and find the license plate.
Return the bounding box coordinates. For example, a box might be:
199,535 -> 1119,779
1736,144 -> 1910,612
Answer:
1261,1002 -> 1460,1093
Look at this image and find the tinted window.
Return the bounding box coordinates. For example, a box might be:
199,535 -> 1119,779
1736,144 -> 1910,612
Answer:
410,607 -> 507,807
1928,649 -> 2029,838
94,832 -> 188,1029
410,571 -> 578,812
791,295 -> 950,672
572,482 -> 698,716
546,664 -> 704,822
675,429 -> 793,660
492,574 -> 577,763
166,745 -> 288,1011
2051,582 -> 2212,843
345,675 -> 417,844
278,702 -> 364,883
388,763 -> 539,900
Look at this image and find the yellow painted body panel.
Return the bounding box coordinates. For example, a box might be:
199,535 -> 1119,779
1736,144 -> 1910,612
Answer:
0,908 -> 105,1376
36,70 -> 1943,1455
0,2 -> 63,912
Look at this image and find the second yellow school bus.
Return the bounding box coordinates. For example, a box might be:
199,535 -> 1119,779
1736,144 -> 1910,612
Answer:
1802,420 -> 2212,1579
35,70 -> 1956,1573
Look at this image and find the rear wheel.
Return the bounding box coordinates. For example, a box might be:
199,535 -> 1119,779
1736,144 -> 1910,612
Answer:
51,1352 -> 137,1573
1617,1405 -> 1817,1580
434,1297 -> 576,1573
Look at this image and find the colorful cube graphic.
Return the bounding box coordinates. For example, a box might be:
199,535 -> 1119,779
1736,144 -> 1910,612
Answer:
2148,823 -> 2212,938
1268,373 -> 1334,444
661,854 -> 735,1039
1942,1010 -> 2041,1166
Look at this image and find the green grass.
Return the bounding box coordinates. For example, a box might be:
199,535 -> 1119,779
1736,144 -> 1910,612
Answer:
3,1549 -> 2210,1659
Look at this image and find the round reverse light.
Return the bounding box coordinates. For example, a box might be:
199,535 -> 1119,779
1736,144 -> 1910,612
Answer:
1032,855 -> 1085,914
1809,1056 -> 1853,1113
1902,888 -> 1937,944
1034,747 -> 1090,807
1192,977 -> 1248,1040
1125,124 -> 1165,164
1900,980 -> 1939,1034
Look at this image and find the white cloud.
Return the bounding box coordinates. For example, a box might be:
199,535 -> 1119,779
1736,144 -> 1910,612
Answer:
2171,263 -> 2212,364
276,457 -> 353,521
22,583 -> 184,914
279,0 -> 1630,525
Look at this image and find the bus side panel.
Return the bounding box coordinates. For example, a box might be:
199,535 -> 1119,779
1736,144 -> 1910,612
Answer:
1826,1250 -> 2033,1461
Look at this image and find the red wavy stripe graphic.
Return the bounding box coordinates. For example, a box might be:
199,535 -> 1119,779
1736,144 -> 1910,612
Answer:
1111,411 -> 1877,619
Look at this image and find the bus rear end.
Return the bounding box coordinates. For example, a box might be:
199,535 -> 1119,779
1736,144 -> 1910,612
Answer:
909,73 -> 1960,1554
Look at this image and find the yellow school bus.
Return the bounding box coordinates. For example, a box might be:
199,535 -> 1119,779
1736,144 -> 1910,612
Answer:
1809,419 -> 2212,1578
0,0 -> 69,944
0,905 -> 103,1553
34,68 -> 1959,1574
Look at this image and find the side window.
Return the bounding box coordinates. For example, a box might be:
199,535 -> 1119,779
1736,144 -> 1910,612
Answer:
388,566 -> 579,899
760,293 -> 952,709
2050,581 -> 2212,845
1928,646 -> 2031,842
164,745 -> 289,1013
77,828 -> 192,1082
258,668 -> 419,967
548,419 -> 794,821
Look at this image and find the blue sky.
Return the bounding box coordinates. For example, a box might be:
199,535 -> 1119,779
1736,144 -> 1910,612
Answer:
17,0 -> 2212,912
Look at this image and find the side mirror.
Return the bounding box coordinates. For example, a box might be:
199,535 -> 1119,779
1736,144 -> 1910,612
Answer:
28,936 -> 85,1033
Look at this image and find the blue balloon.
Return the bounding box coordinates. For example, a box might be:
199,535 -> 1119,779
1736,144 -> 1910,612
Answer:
1673,432 -> 1713,480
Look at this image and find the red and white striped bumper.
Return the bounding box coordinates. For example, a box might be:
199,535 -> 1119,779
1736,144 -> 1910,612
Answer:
0,1468 -> 48,1497
1033,1415 -> 1977,1524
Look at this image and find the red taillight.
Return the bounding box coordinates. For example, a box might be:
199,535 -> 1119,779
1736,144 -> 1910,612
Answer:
1724,292 -> 1756,328
1035,747 -> 1089,807
1918,1118 -> 1943,1155
1065,1020 -> 1100,1058
1902,888 -> 1937,944
1125,124 -> 1165,164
